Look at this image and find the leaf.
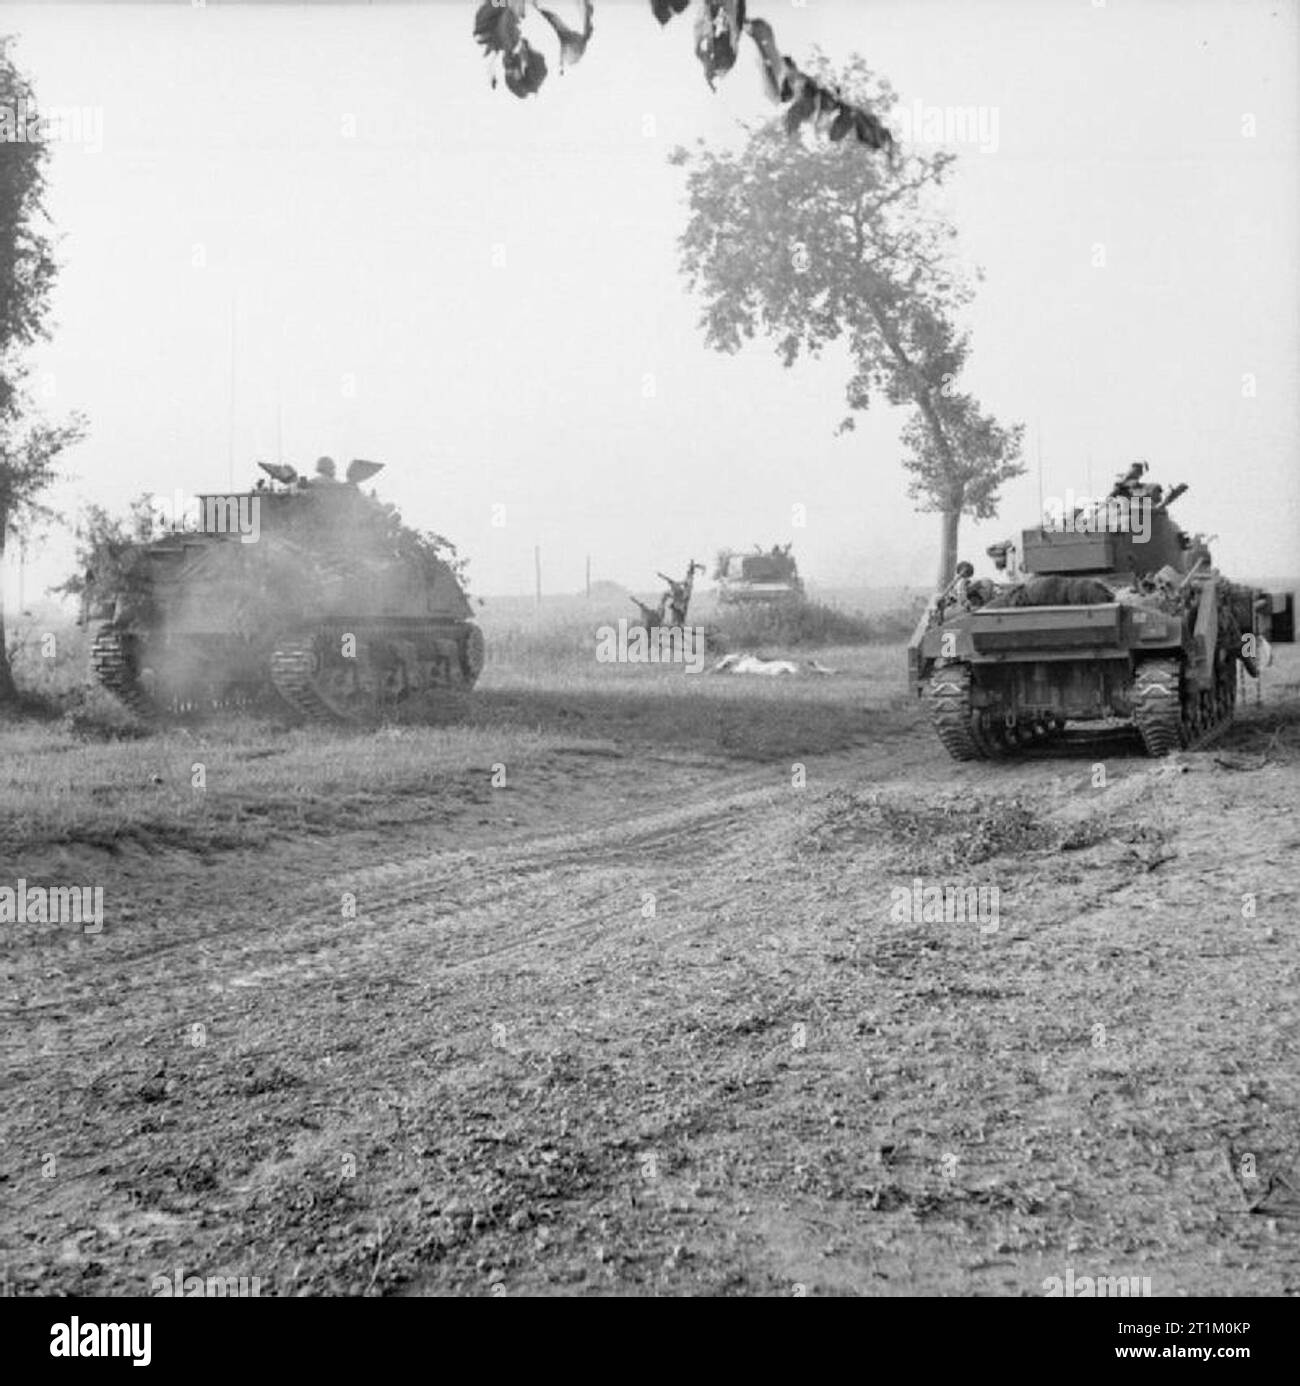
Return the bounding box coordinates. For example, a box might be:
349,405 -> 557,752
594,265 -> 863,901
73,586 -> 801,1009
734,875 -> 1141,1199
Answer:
538,0 -> 595,71
650,0 -> 692,24
854,107 -> 893,151
745,16 -> 784,102
784,75 -> 817,135
472,0 -> 522,55
695,0 -> 746,90
813,84 -> 843,134
503,40 -> 549,98
828,103 -> 855,142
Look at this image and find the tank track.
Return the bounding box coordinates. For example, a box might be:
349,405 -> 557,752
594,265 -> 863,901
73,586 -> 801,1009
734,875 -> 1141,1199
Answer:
93,624 -> 277,718
1133,655 -> 1240,756
271,625 -> 481,724
90,624 -> 156,717
927,654 -> 1242,761
1132,657 -> 1185,755
926,663 -> 983,761
269,636 -> 340,724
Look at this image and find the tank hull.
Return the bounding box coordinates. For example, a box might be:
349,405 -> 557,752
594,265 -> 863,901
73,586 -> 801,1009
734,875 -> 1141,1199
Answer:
908,471 -> 1293,758
89,478 -> 484,723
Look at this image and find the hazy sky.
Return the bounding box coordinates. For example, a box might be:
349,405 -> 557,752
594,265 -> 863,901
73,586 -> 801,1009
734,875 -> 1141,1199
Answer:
5,0 -> 1298,604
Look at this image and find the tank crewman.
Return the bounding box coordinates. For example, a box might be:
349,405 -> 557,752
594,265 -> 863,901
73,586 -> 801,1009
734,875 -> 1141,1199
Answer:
667,583 -> 689,626
631,594 -> 667,629
1112,461 -> 1148,496
986,541 -> 1013,573
314,456 -> 340,483
935,560 -> 975,615
659,574 -> 689,626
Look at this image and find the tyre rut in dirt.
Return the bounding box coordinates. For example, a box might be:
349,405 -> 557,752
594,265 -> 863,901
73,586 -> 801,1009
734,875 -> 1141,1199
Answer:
926,663 -> 985,761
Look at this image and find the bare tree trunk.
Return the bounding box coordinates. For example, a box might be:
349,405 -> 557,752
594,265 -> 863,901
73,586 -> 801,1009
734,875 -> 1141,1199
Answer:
937,507 -> 962,590
0,510 -> 17,703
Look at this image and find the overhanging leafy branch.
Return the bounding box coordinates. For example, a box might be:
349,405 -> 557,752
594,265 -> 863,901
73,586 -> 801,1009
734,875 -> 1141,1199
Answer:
472,0 -> 893,152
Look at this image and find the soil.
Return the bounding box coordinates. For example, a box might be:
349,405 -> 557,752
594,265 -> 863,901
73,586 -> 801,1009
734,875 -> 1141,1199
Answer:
3,692 -> 1299,1297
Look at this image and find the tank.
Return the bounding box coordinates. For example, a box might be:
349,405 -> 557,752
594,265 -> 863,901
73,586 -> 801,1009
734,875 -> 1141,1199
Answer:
88,460 -> 484,722
908,463 -> 1295,758
714,544 -> 805,605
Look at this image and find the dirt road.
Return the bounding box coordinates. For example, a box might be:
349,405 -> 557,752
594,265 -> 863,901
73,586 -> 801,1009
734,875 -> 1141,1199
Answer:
4,700 -> 1299,1297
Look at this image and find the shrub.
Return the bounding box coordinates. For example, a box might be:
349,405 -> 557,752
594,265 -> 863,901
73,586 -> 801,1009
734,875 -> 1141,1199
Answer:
708,597 -> 921,651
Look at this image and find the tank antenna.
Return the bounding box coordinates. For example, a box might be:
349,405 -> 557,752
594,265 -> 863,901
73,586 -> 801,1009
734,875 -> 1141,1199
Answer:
1036,420 -> 1045,528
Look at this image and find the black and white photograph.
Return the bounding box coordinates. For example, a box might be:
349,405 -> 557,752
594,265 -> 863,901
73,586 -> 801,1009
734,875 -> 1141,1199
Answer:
1,0 -> 1297,1339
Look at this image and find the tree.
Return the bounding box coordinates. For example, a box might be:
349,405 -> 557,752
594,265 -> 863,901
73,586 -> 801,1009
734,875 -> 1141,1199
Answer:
471,0 -> 893,151
53,497 -> 157,626
671,57 -> 1024,588
0,35 -> 87,702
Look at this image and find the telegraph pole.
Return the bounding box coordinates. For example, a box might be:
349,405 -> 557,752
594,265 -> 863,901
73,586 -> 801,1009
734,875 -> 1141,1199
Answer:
228,291 -> 237,491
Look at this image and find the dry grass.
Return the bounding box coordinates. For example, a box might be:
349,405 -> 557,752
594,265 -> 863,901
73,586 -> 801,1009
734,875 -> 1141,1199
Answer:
6,603 -> 1295,863
0,720 -> 554,858
1,612 -> 913,860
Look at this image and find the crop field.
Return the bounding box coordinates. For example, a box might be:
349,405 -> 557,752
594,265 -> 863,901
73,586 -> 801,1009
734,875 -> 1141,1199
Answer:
3,619 -> 1298,1296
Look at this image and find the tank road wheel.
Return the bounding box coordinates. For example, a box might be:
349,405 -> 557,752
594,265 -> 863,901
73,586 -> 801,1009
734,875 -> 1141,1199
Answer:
1193,654 -> 1238,750
973,713 -> 1008,758
458,622 -> 485,688
1132,657 -> 1185,757
926,663 -> 985,761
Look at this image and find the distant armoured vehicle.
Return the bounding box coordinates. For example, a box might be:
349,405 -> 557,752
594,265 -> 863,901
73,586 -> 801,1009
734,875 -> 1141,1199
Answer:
713,543 -> 805,605
88,458 -> 484,722
909,463 -> 1295,758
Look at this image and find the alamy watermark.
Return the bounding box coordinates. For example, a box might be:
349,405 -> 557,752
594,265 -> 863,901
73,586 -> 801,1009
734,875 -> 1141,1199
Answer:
892,100 -> 1000,154
1041,491 -> 1152,542
150,489 -> 261,544
152,1268 -> 262,1297
49,1319 -> 151,1366
0,99 -> 103,154
595,619 -> 706,675
1044,1267 -> 1152,1297
890,876 -> 999,935
1,881 -> 102,934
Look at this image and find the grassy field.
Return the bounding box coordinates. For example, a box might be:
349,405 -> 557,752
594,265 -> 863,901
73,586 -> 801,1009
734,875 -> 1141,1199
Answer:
0,610 -> 911,863
4,598 -> 1297,865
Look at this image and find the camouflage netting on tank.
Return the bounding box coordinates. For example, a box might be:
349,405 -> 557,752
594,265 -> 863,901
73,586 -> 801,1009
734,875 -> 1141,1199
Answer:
69,479 -> 472,620
273,486 -> 470,592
